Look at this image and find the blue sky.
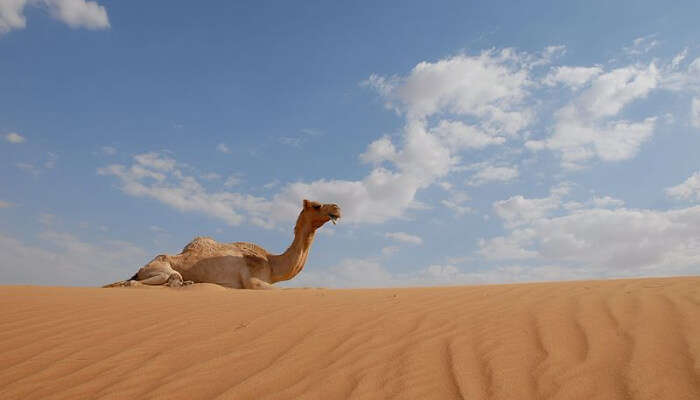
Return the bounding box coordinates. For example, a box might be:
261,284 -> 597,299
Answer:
1,0 -> 699,287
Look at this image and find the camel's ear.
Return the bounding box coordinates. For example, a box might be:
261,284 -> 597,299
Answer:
303,199 -> 310,209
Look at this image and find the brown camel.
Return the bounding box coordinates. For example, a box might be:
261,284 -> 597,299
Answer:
104,200 -> 340,289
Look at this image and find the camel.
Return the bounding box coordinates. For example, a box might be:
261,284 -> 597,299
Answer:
104,200 -> 340,289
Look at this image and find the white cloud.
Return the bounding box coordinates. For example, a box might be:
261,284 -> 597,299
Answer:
591,196 -> 625,208
102,49 -> 564,228
100,146 -> 116,155
671,49 -> 688,69
481,206 -> 700,275
98,152 -> 261,226
273,167 -> 425,224
100,150 -> 432,227
563,201 -> 584,211
133,151 -> 175,171
44,152 -> 57,169
279,136 -> 303,147
359,136 -> 396,165
38,212 -> 56,226
15,162 -> 39,175
666,171 -> 700,202
385,231 -> 423,245
491,185 -> 625,228
441,190 -> 472,216
530,45 -> 567,67
100,150 -> 428,226
200,172 -> 221,181
14,152 -> 58,174
0,0 -> 108,35
262,179 -> 280,189
0,0 -> 28,33
577,64 -> 659,119
300,128 -> 323,137
4,132 -> 25,143
273,119 -> 462,225
687,57 -> 699,76
692,97 -> 700,128
287,257 -> 598,288
480,184 -> 700,276
216,143 -> 231,154
381,246 -> 399,256
432,120 -> 506,149
543,66 -> 603,89
492,185 -> 568,228
527,63 -> 659,168
376,49 -> 534,135
623,35 -> 659,56
494,194 -> 559,227
290,258 -> 394,288
400,50 -> 529,121
661,57 -> 700,93
478,230 -> 538,260
359,47 -> 665,221
467,164 -> 519,186
362,74 -> 397,98
47,0 -> 109,29
392,120 -> 457,184
223,174 -> 241,187
437,181 -> 452,191
100,46 -> 700,232
279,129 -> 323,148
0,230 -> 148,286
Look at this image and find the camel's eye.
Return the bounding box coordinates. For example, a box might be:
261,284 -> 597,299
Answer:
312,205 -> 321,210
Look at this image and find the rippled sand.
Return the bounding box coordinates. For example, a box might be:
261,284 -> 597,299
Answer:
1,277 -> 699,399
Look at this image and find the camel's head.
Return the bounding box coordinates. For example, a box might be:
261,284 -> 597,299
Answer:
301,199 -> 341,229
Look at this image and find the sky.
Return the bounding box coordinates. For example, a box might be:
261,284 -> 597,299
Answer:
1,0 -> 699,287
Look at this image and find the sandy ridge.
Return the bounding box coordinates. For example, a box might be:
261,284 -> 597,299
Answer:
0,277 -> 699,399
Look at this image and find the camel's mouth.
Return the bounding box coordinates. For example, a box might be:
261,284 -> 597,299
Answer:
328,213 -> 340,225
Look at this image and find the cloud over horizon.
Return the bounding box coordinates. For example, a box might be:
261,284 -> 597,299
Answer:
0,0 -> 109,35
3,14 -> 700,289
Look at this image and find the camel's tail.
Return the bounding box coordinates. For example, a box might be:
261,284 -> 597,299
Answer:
102,271 -> 139,288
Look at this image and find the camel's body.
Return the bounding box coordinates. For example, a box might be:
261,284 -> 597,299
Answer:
133,238 -> 273,289
105,200 -> 340,289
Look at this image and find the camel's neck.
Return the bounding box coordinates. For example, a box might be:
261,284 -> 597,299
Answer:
269,220 -> 316,283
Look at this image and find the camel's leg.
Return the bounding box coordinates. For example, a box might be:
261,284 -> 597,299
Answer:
130,258 -> 186,287
105,258 -> 186,288
138,273 -> 172,286
248,277 -> 276,290
103,279 -> 138,288
240,268 -> 275,290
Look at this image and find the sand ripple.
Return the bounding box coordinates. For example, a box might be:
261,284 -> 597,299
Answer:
0,277 -> 699,399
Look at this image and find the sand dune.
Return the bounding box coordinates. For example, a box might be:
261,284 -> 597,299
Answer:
1,277 -> 699,399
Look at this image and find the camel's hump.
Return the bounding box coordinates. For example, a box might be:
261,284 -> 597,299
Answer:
233,242 -> 269,258
181,236 -> 219,253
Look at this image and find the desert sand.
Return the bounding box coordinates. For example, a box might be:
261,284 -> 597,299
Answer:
1,276 -> 699,400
